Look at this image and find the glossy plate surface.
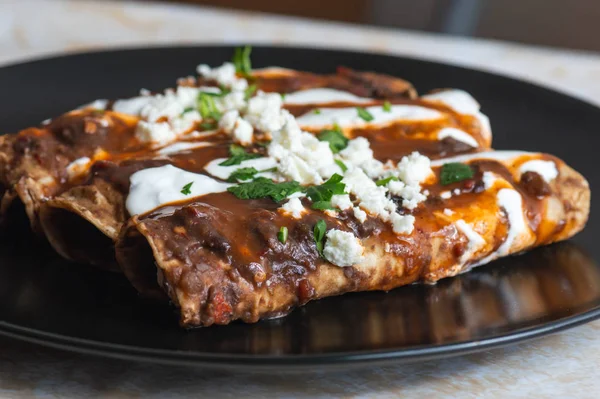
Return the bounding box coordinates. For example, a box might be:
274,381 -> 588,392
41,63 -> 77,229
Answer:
0,46 -> 599,371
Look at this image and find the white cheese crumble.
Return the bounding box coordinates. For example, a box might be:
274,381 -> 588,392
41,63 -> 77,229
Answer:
387,180 -> 427,210
323,229 -> 364,267
437,127 -> 479,148
66,157 -> 91,179
196,62 -> 248,91
396,152 -> 433,186
443,208 -> 454,216
244,92 -> 287,132
126,165 -> 232,216
353,207 -> 367,222
218,110 -> 254,145
390,213 -> 415,235
519,160 -> 558,183
135,121 -> 177,145
279,197 -> 305,219
440,191 -> 452,199
330,194 -> 353,210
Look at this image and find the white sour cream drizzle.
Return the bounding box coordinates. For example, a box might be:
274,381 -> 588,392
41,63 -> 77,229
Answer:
430,151 -> 531,167
475,188 -> 529,266
157,141 -> 213,156
126,165 -> 232,216
204,157 -> 278,180
519,160 -> 558,183
422,89 -> 491,140
295,105 -> 442,129
455,219 -> 486,263
283,88 -> 372,105
437,127 -> 479,148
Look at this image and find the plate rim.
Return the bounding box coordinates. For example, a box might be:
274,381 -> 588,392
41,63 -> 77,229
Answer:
1,44 -> 599,370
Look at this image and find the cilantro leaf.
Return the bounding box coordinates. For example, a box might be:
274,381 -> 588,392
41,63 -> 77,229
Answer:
197,92 -> 222,121
244,84 -> 257,100
219,144 -> 261,166
440,162 -> 474,185
306,174 -> 345,210
356,107 -> 374,122
313,219 -> 327,256
277,226 -> 288,244
317,129 -> 349,153
334,159 -> 348,172
227,167 -> 259,182
383,101 -> 392,112
232,46 -> 252,76
314,109 -> 321,114
227,177 -> 303,202
181,182 -> 193,195
375,176 -> 398,186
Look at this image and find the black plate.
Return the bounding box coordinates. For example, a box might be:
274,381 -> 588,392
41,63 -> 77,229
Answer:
0,46 -> 599,371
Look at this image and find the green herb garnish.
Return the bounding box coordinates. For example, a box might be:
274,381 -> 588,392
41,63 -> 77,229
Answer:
280,93 -> 287,101
244,84 -> 257,100
197,92 -> 222,121
334,159 -> 348,172
228,177 -> 303,202
317,129 -> 348,154
375,176 -> 399,187
227,167 -> 259,182
181,182 -> 193,195
182,107 -> 195,114
383,101 -> 392,112
356,107 -> 374,122
314,109 -> 321,114
306,174 -> 345,210
200,121 -> 218,130
313,219 -> 327,256
219,144 -> 261,166
277,226 -> 288,244
440,162 -> 474,185
232,45 -> 252,76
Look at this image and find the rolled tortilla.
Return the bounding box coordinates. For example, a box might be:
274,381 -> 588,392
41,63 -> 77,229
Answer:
38,77 -> 490,269
115,151 -> 589,327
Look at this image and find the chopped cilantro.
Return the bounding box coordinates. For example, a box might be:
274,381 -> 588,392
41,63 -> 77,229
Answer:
334,159 -> 348,172
200,121 -> 218,130
356,107 -> 374,122
232,45 -> 252,76
197,92 -> 221,121
440,162 -> 474,185
375,176 -> 399,186
280,93 -> 287,101
180,182 -> 193,195
227,167 -> 259,182
244,84 -> 257,100
383,101 -> 392,112
219,144 -> 261,166
313,219 -> 327,256
227,177 -> 303,202
314,109 -> 321,114
277,226 -> 288,244
182,107 -> 195,114
306,174 -> 346,210
317,129 -> 349,154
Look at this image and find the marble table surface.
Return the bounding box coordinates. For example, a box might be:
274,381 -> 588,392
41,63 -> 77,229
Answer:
1,0 -> 600,397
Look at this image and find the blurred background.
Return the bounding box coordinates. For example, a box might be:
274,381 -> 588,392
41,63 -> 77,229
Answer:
152,0 -> 600,52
